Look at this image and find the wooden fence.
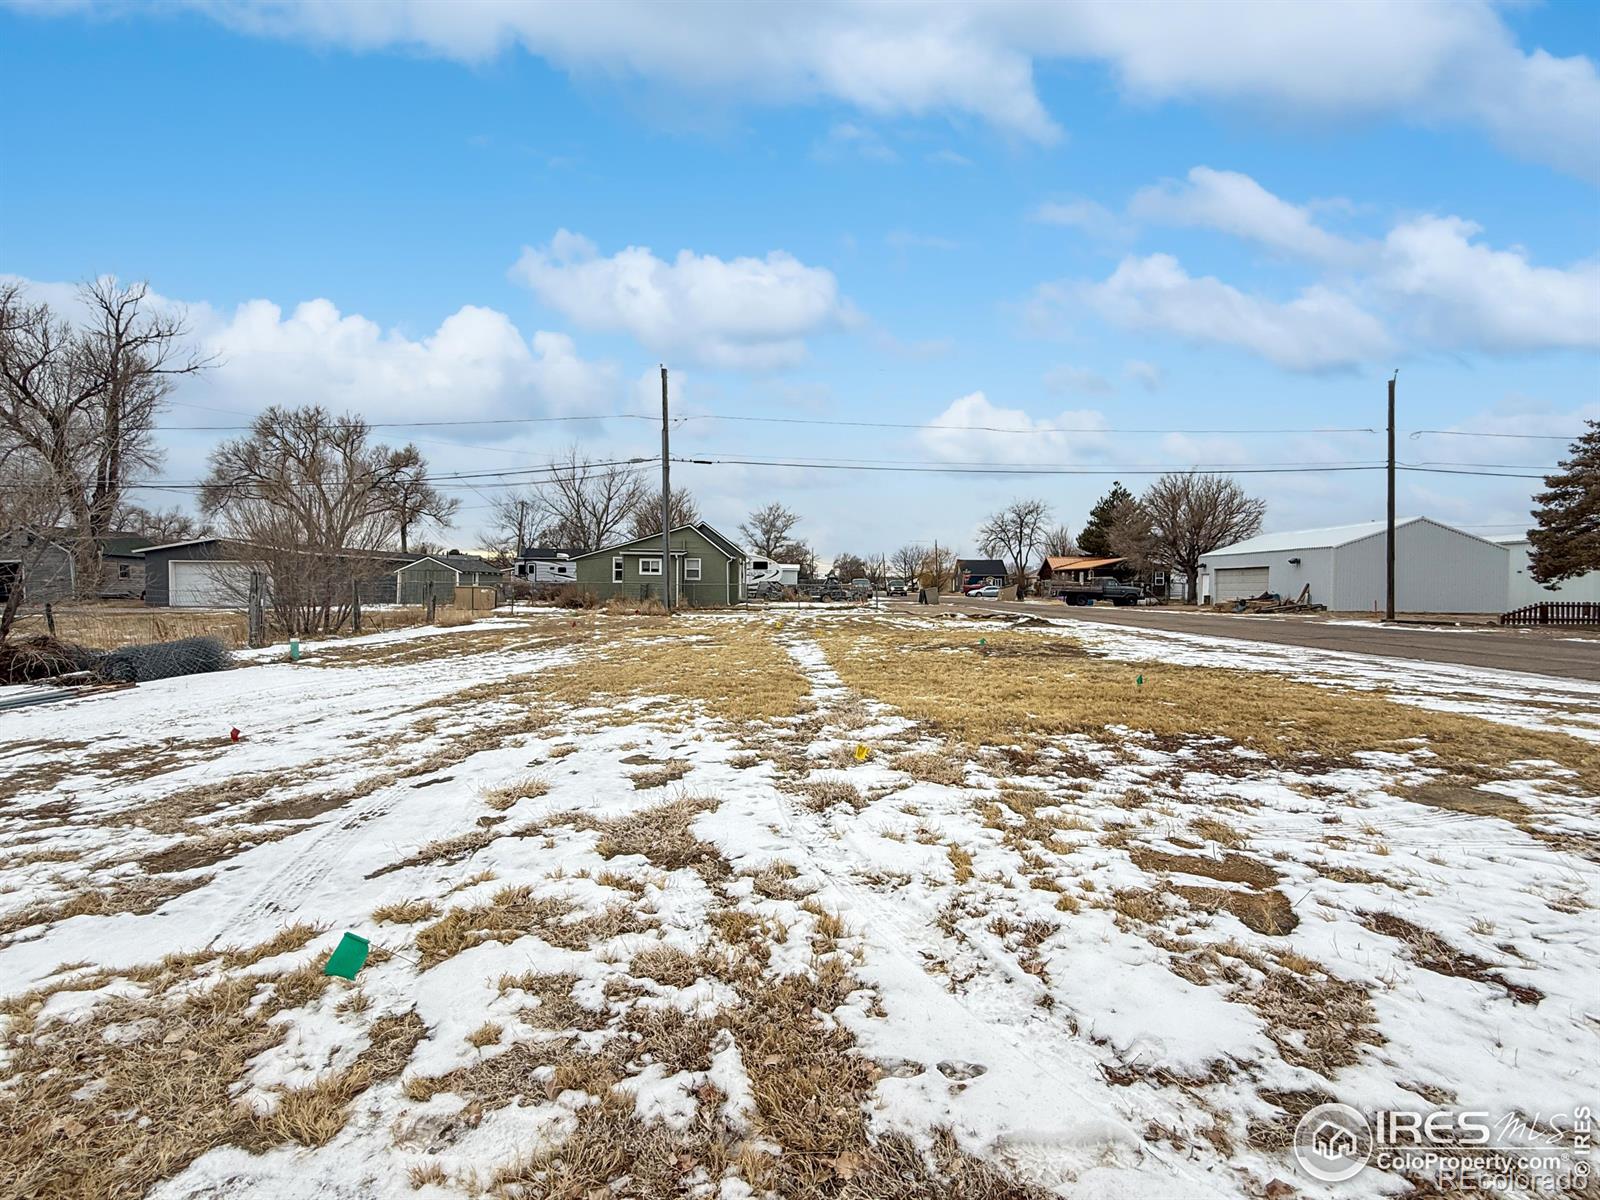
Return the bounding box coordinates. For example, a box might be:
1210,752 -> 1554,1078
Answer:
1501,601 -> 1600,626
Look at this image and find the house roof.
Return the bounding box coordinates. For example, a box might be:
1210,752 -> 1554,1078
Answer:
1207,516 -> 1504,557
1487,533 -> 1531,545
102,533 -> 154,557
396,553 -> 501,575
133,536 -> 223,555
955,559 -> 1007,577
696,522 -> 745,560
573,522 -> 745,561
1042,555 -> 1124,572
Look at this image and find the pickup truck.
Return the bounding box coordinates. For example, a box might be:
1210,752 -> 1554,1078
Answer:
849,577 -> 874,599
1056,577 -> 1144,607
886,578 -> 908,597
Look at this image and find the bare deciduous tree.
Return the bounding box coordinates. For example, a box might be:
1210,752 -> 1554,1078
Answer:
830,552 -> 869,582
199,406 -> 434,635
918,541 -> 956,591
739,502 -> 801,559
1134,472 -> 1266,604
0,279 -> 211,591
527,448 -> 649,552
628,487 -> 700,540
115,503 -> 206,545
382,458 -> 460,554
890,543 -> 926,583
977,498 -> 1051,589
1040,524 -> 1077,558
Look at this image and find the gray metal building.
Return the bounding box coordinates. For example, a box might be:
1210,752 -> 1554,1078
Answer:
1199,517 -> 1510,613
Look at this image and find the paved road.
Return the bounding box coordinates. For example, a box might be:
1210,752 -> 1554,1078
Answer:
896,596 -> 1600,682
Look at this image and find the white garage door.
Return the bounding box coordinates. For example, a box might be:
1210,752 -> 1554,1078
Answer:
1213,566 -> 1270,600
170,560 -> 254,607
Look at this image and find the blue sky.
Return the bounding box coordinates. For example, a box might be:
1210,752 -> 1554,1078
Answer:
3,0 -> 1597,559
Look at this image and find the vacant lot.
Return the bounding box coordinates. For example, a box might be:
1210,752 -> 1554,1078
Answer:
1,609 -> 1596,1198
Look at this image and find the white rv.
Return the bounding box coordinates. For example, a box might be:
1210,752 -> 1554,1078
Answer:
746,558 -> 800,591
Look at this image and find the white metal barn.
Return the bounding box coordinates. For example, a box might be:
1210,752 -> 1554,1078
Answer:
1198,517 -> 1510,613
1492,535 -> 1600,608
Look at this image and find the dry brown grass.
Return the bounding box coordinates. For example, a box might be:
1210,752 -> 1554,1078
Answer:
11,603 -> 485,653
577,794 -> 730,881
814,622 -> 1600,786
371,899 -> 439,924
0,872 -> 216,940
1362,910 -> 1542,1004
481,774 -> 550,811
893,751 -> 969,786
796,777 -> 865,811
414,884 -> 657,967
0,925 -> 431,1200
628,759 -> 691,789
529,617 -> 809,725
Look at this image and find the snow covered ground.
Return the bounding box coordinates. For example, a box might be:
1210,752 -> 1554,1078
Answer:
1,609 -> 1595,1199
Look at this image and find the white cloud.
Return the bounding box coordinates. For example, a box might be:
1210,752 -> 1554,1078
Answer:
1073,253 -> 1393,372
199,297 -> 621,418
510,230 -> 849,369
1376,216 -> 1600,353
918,391 -> 1112,465
815,121 -> 899,163
1129,166 -> 1361,265
1030,199 -> 1133,244
46,0 -> 1599,177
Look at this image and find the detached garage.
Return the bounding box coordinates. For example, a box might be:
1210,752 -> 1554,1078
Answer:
1199,517 -> 1511,613
137,538 -> 261,608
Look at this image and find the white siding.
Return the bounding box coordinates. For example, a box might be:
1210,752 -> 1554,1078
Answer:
1200,518 -> 1508,612
1501,538 -> 1600,607
1332,521 -> 1507,613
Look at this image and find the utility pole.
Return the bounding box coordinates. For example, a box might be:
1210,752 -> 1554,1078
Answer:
1385,370 -> 1397,622
660,365 -> 673,612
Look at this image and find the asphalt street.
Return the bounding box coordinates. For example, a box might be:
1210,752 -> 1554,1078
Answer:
901,596 -> 1600,682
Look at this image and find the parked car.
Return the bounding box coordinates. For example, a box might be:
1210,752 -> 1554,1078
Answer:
849,577 -> 873,598
965,584 -> 1001,599
886,578 -> 908,597
1057,577 -> 1143,607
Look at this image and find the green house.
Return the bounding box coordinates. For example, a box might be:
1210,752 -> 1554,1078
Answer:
573,523 -> 747,607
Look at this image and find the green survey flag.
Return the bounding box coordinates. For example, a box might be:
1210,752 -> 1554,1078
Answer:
324,932 -> 370,979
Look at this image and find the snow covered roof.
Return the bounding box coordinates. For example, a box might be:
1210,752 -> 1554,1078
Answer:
1208,517 -> 1427,556
1487,532 -> 1531,544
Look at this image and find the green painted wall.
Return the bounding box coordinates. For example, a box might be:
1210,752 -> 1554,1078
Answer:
573,527 -> 744,606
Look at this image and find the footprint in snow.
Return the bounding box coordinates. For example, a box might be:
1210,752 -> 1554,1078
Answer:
936,1060 -> 987,1080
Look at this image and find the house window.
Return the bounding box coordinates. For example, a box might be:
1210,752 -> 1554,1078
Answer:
685,558 -> 702,581
612,557 -> 624,583
117,564 -> 132,579
639,558 -> 662,576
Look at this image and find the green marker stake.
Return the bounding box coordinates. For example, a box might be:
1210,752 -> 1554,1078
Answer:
289,638 -> 301,662
1136,674 -> 1144,687
324,932 -> 370,979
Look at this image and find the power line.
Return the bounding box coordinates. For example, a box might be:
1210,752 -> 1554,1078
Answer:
672,455 -> 1552,480
678,413 -> 1379,436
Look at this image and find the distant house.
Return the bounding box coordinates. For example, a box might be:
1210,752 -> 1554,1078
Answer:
572,522 -> 747,606
954,558 -> 1008,589
137,538 -> 408,608
0,528 -> 153,605
394,552 -> 504,606
1037,555 -> 1126,597
513,546 -> 580,586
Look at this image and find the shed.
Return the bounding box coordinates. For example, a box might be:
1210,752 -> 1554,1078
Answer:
572,522 -> 747,607
1198,517 -> 1510,613
1491,534 -> 1600,608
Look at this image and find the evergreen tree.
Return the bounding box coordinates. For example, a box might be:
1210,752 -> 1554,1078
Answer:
1529,421 -> 1600,584
1078,482 -> 1134,558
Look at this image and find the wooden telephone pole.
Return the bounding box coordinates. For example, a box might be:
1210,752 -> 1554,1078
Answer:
1385,371 -> 1397,622
660,365 -> 673,612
